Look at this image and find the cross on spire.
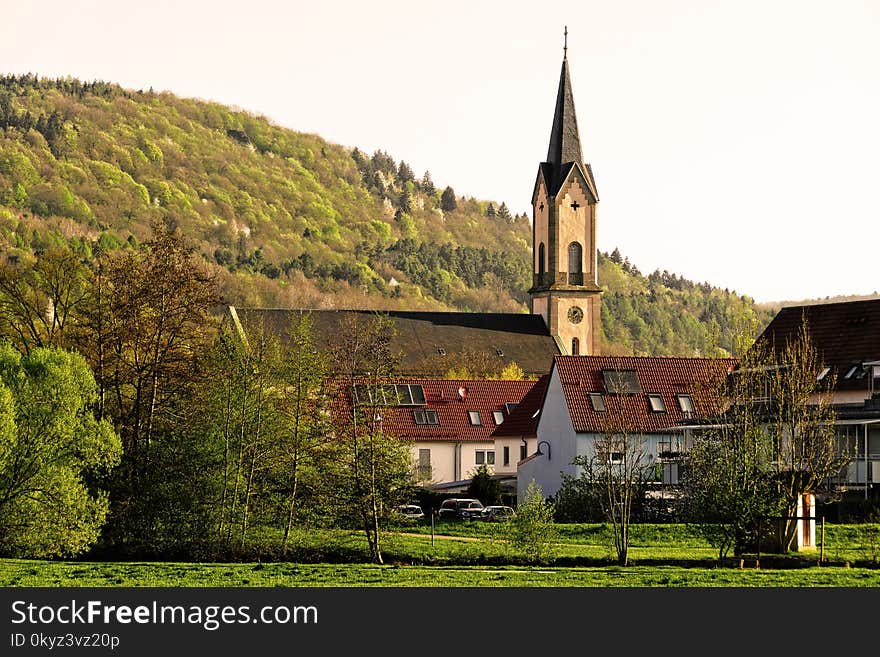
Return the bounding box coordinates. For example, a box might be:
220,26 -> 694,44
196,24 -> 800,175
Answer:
564,26 -> 568,59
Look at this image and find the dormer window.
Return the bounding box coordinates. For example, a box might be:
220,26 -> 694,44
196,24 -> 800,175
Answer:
677,394 -> 695,414
647,394 -> 666,413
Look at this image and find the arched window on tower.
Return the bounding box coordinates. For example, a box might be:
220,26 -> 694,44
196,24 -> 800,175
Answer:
571,337 -> 580,356
568,242 -> 583,284
538,242 -> 545,277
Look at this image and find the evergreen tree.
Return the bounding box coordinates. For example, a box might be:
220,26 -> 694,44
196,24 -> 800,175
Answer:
497,202 -> 511,220
486,203 -> 496,217
440,186 -> 457,212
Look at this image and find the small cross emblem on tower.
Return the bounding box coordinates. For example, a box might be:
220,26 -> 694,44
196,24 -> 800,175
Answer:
539,202 -> 544,211
570,200 -> 580,211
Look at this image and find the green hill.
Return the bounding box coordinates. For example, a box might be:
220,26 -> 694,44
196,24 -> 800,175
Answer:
0,74 -> 774,357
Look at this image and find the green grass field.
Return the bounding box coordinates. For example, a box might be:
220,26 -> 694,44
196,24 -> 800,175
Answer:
2,523 -> 878,587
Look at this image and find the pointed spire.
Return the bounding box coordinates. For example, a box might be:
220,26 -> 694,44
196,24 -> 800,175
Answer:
546,29 -> 583,172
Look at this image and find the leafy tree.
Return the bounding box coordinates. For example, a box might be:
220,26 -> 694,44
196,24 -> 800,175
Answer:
0,343 -> 121,557
506,481 -> 557,563
83,221 -> 222,552
329,313 -> 413,564
467,464 -> 501,505
0,246 -> 89,353
682,320 -> 844,557
440,186 -> 457,212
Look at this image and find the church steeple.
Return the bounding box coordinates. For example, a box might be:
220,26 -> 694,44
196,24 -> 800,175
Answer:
529,28 -> 602,357
546,44 -> 583,178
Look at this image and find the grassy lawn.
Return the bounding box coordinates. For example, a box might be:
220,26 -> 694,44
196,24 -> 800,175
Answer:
1,523 -> 877,587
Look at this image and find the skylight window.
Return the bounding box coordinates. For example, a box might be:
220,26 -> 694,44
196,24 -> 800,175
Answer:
354,383 -> 426,406
468,411 -> 482,426
845,366 -> 858,379
817,367 -> 831,382
589,393 -> 606,412
413,409 -> 439,425
602,370 -> 642,394
677,394 -> 695,414
493,410 -> 505,425
647,394 -> 666,413
505,402 -> 518,414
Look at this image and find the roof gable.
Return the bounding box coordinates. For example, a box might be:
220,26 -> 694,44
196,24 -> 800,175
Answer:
492,374 -> 550,437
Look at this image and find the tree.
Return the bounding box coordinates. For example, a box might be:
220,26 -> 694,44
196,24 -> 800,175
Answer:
0,343 -> 121,557
506,481 -> 557,563
467,464 -> 501,505
497,202 -> 511,220
274,313 -> 334,553
329,313 -> 413,564
486,203 -> 496,218
572,377 -> 654,566
0,246 -> 90,353
83,221 -> 222,551
682,319 -> 844,557
421,171 -> 435,195
440,186 -> 457,212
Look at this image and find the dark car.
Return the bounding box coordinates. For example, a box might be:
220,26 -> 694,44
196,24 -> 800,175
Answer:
437,498 -> 485,520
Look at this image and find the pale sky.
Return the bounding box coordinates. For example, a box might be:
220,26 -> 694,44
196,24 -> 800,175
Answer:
2,0 -> 879,304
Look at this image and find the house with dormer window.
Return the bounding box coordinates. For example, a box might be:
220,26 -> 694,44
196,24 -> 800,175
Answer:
517,355 -> 735,500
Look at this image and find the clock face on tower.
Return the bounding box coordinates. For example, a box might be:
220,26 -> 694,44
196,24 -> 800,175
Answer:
568,306 -> 584,324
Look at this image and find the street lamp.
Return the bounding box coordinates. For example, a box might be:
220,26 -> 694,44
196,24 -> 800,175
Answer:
536,440 -> 551,460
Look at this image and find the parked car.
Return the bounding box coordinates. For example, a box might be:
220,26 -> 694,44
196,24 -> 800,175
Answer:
395,504 -> 425,523
481,505 -> 515,522
437,498 -> 485,520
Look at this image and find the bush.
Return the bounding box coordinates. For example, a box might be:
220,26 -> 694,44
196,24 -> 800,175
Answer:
506,482 -> 557,563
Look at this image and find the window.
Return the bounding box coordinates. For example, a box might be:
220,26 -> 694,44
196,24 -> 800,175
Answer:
817,366 -> 830,381
503,446 -> 510,466
505,402 -> 518,415
538,242 -> 545,274
602,370 -> 642,394
845,365 -> 858,379
597,448 -> 623,464
589,393 -> 606,412
468,410 -> 482,426
676,394 -> 695,414
418,449 -> 431,480
568,242 -> 583,274
355,383 -> 426,406
437,347 -> 447,356
520,444 -> 527,460
571,337 -> 580,355
413,409 -> 439,425
495,348 -> 504,357
492,410 -> 505,425
476,450 -> 495,466
648,394 -> 666,413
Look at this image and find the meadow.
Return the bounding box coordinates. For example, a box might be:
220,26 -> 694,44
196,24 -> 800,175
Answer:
2,522 -> 878,587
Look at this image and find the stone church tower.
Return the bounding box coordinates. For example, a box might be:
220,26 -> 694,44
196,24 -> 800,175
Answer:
529,34 -> 601,356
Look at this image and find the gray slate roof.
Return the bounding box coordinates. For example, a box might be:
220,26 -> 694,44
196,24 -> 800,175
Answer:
228,307 -> 560,377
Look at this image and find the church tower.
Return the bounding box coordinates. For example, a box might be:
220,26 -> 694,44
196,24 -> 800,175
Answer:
529,29 -> 601,356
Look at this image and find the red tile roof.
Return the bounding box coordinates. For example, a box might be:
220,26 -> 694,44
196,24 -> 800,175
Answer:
338,378 -> 537,442
554,355 -> 736,433
491,375 -> 550,438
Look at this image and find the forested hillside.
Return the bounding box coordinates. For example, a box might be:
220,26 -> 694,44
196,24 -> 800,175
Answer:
0,74 -> 774,357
